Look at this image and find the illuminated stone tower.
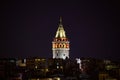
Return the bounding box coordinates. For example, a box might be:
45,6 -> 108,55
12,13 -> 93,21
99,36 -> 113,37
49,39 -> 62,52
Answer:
52,17 -> 70,59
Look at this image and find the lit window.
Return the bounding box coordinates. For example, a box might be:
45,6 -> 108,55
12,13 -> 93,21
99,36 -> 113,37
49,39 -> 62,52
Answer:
35,66 -> 37,69
57,66 -> 59,69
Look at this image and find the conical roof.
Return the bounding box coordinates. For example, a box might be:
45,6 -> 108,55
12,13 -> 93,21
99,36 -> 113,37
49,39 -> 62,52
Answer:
55,17 -> 66,38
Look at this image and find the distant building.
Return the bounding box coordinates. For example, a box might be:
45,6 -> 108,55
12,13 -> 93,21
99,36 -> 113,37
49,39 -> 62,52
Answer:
0,58 -> 21,80
52,17 -> 70,59
26,57 -> 47,70
16,59 -> 26,67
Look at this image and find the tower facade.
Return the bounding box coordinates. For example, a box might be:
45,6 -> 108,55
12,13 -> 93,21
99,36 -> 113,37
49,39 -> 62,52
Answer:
52,17 -> 70,59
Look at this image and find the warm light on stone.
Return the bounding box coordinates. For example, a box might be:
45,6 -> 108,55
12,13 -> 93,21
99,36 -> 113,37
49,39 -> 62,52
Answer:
52,17 -> 70,59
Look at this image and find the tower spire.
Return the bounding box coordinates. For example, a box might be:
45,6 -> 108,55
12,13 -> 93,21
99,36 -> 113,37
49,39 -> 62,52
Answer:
59,16 -> 62,24
55,17 -> 66,38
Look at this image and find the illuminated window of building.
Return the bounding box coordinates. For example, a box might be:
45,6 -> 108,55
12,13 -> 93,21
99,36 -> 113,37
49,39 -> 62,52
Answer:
35,59 -> 40,61
63,44 -> 66,48
35,65 -> 37,69
37,78 -> 40,80
45,69 -> 48,72
42,59 -> 45,61
57,44 -> 59,48
60,66 -> 63,69
59,44 -> 62,48
57,66 -> 59,69
24,59 -> 26,63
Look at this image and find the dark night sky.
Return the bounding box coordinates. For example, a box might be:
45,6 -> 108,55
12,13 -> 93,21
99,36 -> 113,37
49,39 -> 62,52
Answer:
1,1 -> 119,60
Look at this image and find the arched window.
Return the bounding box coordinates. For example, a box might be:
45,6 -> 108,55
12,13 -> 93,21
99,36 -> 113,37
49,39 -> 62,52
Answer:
59,44 -> 63,48
57,44 -> 59,48
63,44 -> 66,48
